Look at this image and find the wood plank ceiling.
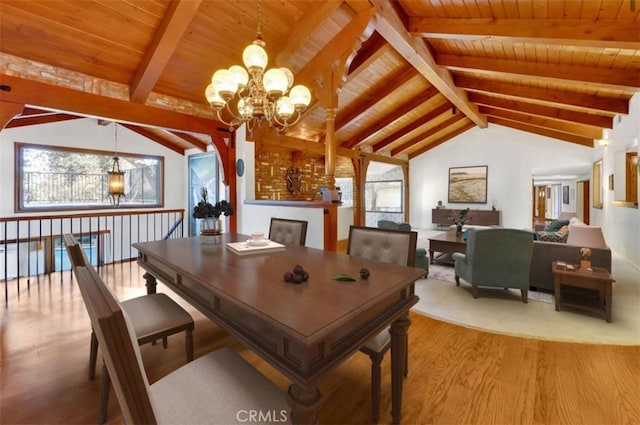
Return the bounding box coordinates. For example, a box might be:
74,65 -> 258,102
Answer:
0,0 -> 638,158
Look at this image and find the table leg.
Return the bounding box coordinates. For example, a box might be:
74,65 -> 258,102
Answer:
390,312 -> 411,425
605,281 -> 612,323
554,279 -> 561,312
143,272 -> 157,295
286,383 -> 322,425
429,248 -> 434,264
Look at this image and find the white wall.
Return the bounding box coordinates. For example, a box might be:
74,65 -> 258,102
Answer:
0,118 -> 186,215
595,93 -> 640,267
409,124 -> 594,230
409,102 -> 640,268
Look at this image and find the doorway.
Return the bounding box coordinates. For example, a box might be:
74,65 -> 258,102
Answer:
576,180 -> 590,224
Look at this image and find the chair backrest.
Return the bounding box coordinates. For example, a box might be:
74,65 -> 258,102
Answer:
63,233 -> 89,269
465,228 -> 534,284
268,218 -> 308,245
74,264 -> 157,424
347,225 -> 417,267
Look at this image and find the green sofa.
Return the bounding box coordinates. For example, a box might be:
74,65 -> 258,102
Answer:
377,220 -> 429,275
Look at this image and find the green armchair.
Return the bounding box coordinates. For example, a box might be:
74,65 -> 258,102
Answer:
452,228 -> 534,303
377,220 -> 429,276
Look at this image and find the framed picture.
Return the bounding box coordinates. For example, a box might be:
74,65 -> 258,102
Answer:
448,166 -> 488,204
563,185 -> 569,204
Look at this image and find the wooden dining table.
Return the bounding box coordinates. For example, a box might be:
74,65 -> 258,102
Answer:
133,234 -> 425,424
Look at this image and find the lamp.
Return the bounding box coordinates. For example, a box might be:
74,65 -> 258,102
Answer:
204,0 -> 311,134
107,124 -> 125,207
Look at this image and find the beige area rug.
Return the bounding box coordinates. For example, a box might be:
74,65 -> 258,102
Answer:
427,263 -> 553,303
412,256 -> 640,345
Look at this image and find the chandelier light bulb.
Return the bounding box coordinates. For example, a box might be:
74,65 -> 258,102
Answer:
276,96 -> 294,119
281,67 -> 294,90
212,69 -> 238,100
229,65 -> 249,88
289,85 -> 312,110
263,68 -> 288,97
243,42 -> 268,72
205,84 -> 226,110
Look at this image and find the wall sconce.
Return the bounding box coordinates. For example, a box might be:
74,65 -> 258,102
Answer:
107,124 -> 125,206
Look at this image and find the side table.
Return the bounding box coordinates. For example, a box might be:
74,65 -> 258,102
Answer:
551,261 -> 614,322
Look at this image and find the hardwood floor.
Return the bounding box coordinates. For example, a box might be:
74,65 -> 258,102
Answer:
2,263 -> 639,425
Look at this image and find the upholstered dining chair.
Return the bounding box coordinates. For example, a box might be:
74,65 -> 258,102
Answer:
63,234 -> 195,424
347,225 -> 419,423
452,228 -> 534,303
268,217 -> 308,245
72,264 -> 288,424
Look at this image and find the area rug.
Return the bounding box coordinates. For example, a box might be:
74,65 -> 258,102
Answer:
427,263 -> 554,304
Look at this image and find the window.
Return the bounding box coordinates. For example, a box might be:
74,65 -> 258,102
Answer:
335,177 -> 353,207
365,180 -> 403,213
16,143 -> 163,212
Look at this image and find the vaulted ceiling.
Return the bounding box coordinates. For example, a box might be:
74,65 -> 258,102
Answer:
1,0 -> 638,160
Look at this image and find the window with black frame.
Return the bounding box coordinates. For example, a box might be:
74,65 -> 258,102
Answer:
15,143 -> 164,212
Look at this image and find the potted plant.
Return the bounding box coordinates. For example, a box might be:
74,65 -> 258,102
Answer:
193,187 -> 234,235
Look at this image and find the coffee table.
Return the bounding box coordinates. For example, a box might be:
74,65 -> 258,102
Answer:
552,261 -> 614,322
428,230 -> 467,265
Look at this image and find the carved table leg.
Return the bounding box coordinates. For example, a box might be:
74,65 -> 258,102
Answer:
143,272 -> 157,295
286,383 -> 322,424
390,312 -> 411,425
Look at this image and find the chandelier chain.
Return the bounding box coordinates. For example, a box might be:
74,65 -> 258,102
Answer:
256,0 -> 262,38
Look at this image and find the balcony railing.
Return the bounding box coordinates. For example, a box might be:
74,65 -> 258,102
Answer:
1,209 -> 184,305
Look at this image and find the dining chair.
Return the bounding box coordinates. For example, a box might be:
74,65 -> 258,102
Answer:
268,217 -> 308,245
73,264 -> 288,424
346,225 -> 419,423
63,234 -> 195,424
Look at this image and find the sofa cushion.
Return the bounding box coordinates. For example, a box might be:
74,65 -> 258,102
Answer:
535,231 -> 568,243
547,219 -> 569,232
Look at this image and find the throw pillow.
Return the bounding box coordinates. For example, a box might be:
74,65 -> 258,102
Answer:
558,225 -> 569,234
547,219 -> 570,232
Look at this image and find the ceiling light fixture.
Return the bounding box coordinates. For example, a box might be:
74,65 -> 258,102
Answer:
204,0 -> 311,134
107,123 -> 125,207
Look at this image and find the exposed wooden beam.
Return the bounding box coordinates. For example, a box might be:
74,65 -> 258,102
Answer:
169,131 -> 209,152
18,107 -> 54,117
276,0 -> 343,67
0,100 -> 23,130
409,122 -> 475,158
258,132 -> 408,166
296,6 -> 376,87
468,93 -> 613,129
347,31 -> 388,78
0,74 -> 231,181
372,102 -> 452,152
335,65 -> 416,131
456,76 -> 629,115
5,113 -> 82,129
480,106 -> 603,139
121,124 -> 184,155
439,54 -> 640,91
341,85 -> 441,149
370,0 -> 486,128
391,114 -> 466,156
130,0 -> 202,103
408,18 -> 640,49
488,117 -> 594,148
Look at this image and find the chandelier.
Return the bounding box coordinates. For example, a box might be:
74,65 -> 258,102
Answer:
204,0 -> 311,134
107,123 -> 125,207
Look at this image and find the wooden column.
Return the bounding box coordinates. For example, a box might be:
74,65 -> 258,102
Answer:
402,163 -> 409,223
324,107 -> 337,192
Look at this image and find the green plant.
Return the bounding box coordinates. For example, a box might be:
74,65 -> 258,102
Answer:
192,187 -> 233,219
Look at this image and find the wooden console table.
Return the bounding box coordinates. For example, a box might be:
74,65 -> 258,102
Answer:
552,261 -> 614,322
432,209 -> 501,228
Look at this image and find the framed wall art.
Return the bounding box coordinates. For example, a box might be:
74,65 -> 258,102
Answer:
448,166 -> 488,204
563,185 -> 569,204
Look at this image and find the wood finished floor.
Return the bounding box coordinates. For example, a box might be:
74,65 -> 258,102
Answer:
1,263 -> 639,425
